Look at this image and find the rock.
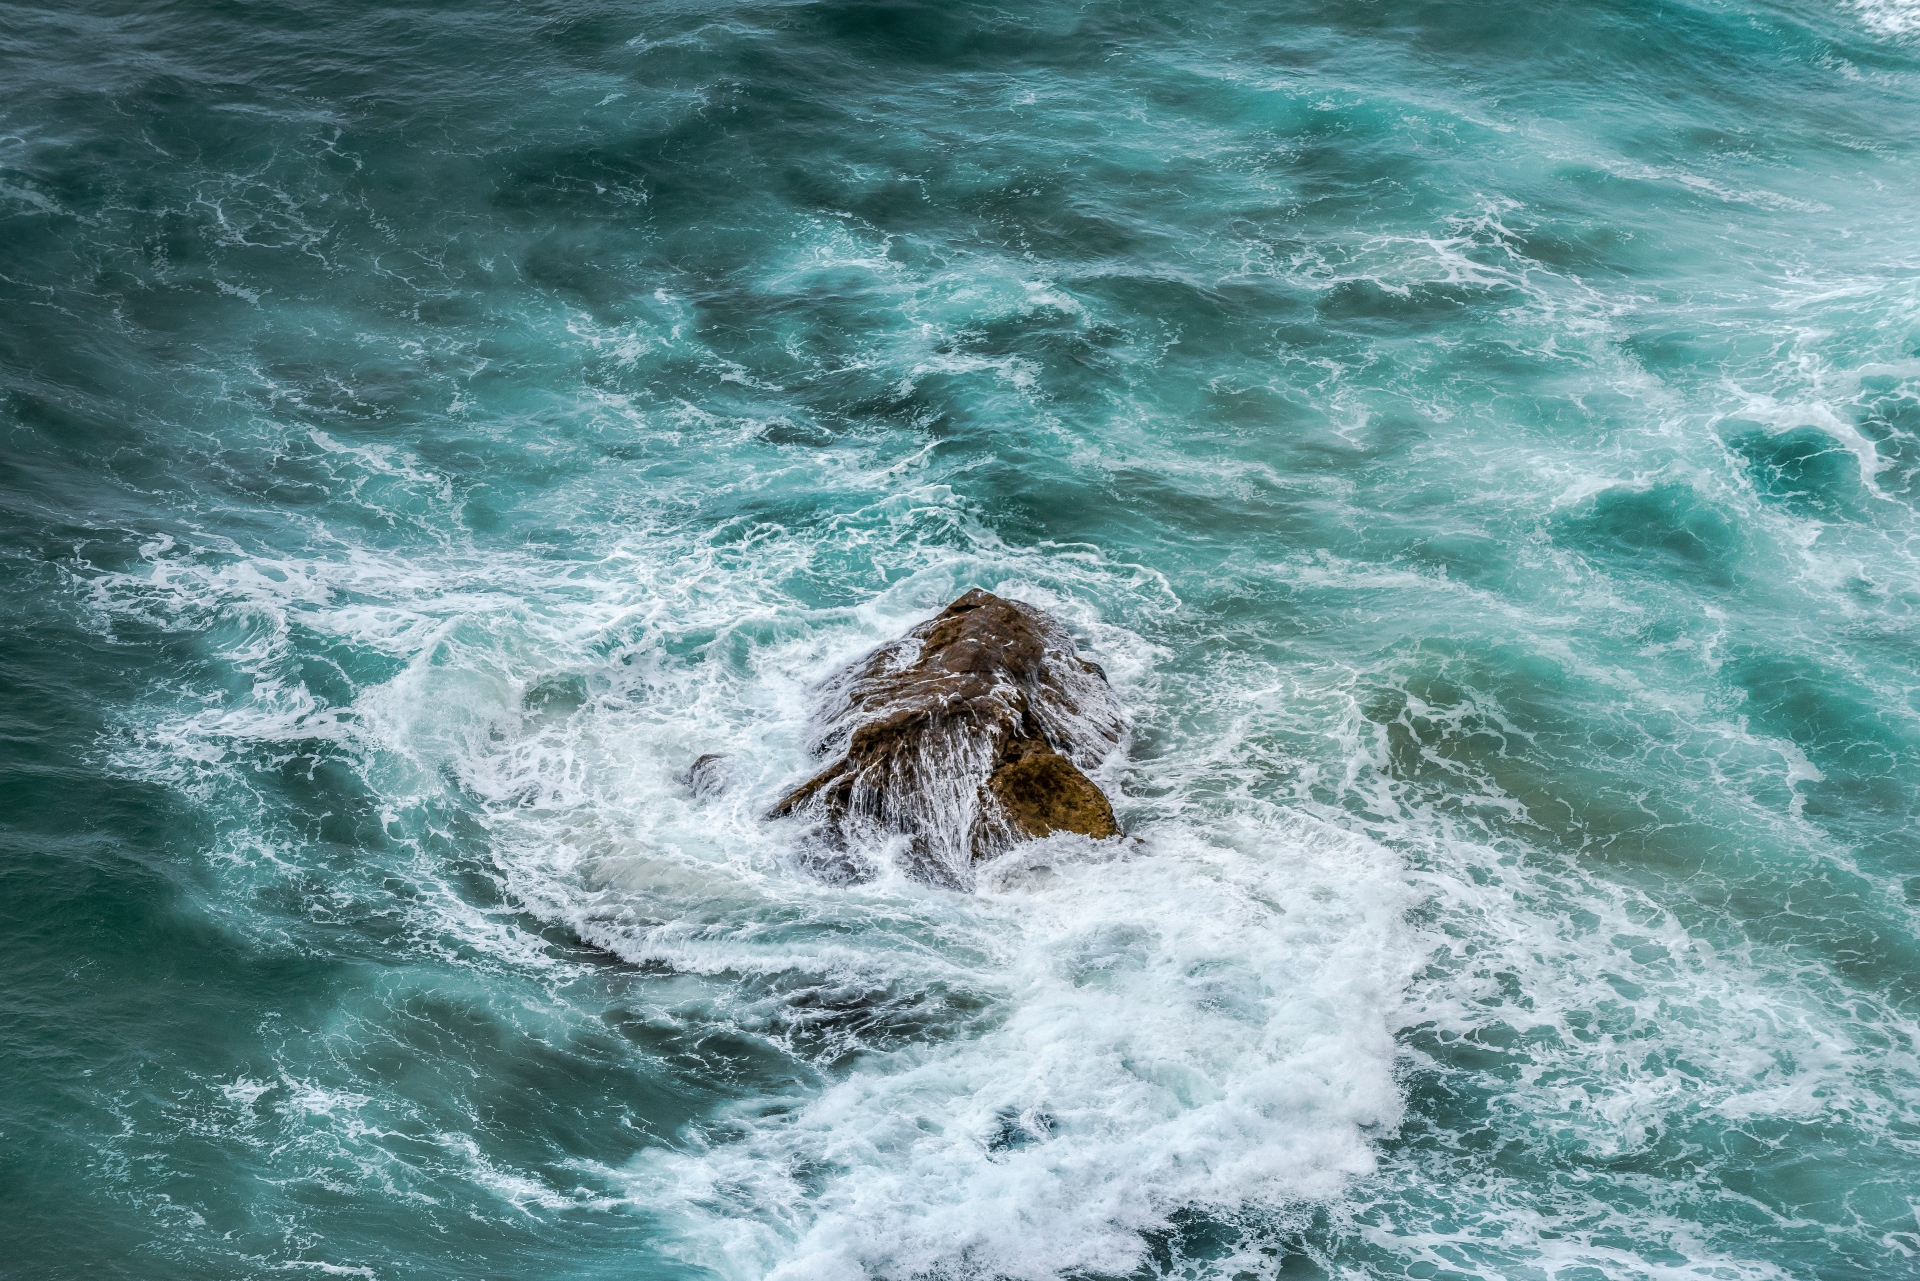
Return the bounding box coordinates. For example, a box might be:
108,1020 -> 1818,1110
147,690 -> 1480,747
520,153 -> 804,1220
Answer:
987,740 -> 1119,840
684,753 -> 732,798
771,589 -> 1125,886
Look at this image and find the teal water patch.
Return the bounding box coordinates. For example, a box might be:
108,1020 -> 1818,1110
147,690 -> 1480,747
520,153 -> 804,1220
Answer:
2,0 -> 1918,1277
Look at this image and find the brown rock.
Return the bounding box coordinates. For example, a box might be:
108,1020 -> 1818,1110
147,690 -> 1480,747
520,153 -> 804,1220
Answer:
987,741 -> 1120,840
771,589 -> 1125,886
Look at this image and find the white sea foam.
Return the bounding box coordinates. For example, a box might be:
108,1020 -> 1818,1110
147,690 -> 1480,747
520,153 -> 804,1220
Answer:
1853,0 -> 1920,37
75,402 -> 1436,1275
603,816 -> 1412,1281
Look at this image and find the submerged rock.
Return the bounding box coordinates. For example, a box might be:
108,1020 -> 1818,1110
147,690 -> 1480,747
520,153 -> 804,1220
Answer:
771,589 -> 1124,887
684,753 -> 733,798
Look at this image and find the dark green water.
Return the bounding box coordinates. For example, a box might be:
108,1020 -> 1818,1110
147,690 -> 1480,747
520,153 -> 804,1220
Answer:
3,0 -> 1919,1277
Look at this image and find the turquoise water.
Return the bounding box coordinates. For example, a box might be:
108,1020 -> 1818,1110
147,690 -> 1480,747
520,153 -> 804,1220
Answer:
3,0 -> 1919,1276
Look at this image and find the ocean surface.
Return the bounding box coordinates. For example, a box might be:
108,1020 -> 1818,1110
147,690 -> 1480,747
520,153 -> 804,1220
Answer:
3,0 -> 1918,1277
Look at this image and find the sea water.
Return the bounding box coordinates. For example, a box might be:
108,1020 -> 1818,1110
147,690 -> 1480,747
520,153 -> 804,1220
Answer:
1,0 -> 1917,1277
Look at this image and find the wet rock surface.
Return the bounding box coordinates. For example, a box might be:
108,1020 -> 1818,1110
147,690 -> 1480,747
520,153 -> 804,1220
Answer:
986,740 -> 1119,841
684,753 -> 733,798
772,589 -> 1125,886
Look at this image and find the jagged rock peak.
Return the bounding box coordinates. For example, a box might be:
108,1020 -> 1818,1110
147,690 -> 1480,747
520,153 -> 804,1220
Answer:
772,589 -> 1125,888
